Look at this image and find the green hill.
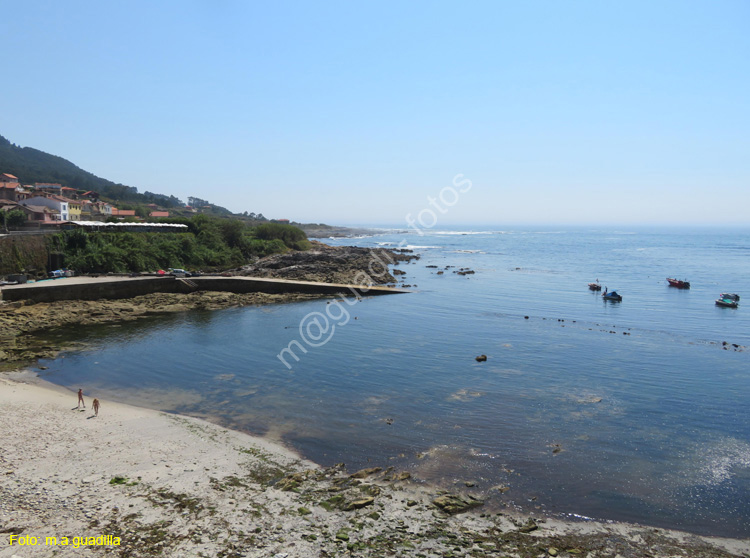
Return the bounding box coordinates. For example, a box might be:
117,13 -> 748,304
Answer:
0,134 -> 226,212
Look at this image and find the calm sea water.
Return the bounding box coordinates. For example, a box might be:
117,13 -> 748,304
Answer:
35,226 -> 750,537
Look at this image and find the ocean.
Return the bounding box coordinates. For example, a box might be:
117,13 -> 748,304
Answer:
34,226 -> 750,537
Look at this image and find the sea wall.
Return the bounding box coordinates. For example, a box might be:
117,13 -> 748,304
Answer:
0,276 -> 406,304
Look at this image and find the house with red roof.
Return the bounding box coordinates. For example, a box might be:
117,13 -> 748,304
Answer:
1,173 -> 19,201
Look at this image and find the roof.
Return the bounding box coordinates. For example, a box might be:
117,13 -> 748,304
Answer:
21,205 -> 56,213
68,221 -> 188,229
1,173 -> 18,180
149,211 -> 170,217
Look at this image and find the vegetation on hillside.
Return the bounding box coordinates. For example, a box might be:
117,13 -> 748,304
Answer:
0,134 -> 235,215
48,217 -> 311,274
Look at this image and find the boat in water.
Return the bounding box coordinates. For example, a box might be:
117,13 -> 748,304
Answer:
588,282 -> 602,291
715,293 -> 740,308
667,278 -> 690,289
602,289 -> 622,302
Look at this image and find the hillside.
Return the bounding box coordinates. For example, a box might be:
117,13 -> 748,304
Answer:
0,133 -> 368,235
0,134 -> 228,213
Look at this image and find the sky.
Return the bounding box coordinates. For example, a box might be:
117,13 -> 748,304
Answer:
1,1 -> 749,226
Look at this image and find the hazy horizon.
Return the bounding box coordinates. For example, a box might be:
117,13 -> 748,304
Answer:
2,1 -> 748,226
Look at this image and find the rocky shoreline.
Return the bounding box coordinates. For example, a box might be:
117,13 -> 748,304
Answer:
1,374 -> 747,558
0,291 -> 323,367
0,245 -> 418,367
237,242 -> 418,285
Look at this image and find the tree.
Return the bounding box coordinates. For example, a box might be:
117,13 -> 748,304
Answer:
5,209 -> 27,228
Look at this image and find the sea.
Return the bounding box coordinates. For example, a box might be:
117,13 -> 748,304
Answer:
33,226 -> 750,537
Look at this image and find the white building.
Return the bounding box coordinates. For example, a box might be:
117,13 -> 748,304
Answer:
21,196 -> 69,221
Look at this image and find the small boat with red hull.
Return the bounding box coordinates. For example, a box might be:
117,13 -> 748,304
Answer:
667,278 -> 691,289
588,282 -> 602,291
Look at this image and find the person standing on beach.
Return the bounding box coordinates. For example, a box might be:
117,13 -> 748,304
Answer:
92,398 -> 100,417
77,388 -> 85,410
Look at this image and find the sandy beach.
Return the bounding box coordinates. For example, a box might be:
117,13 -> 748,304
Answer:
1,371 -> 749,558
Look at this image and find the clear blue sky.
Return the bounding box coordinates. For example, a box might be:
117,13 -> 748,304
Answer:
2,1 -> 748,226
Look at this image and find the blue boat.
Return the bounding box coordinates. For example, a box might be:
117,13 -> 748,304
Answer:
602,289 -> 622,302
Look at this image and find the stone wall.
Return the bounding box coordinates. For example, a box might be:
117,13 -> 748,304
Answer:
0,276 -> 405,304
0,235 -> 50,276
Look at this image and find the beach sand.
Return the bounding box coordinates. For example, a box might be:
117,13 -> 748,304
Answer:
1,371 -> 748,558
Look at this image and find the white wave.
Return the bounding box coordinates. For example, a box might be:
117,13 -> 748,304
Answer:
432,230 -> 494,235
453,249 -> 483,253
405,245 -> 441,250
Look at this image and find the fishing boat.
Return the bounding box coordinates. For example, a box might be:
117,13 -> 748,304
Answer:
667,278 -> 690,289
602,289 -> 622,302
588,282 -> 602,291
715,293 -> 740,308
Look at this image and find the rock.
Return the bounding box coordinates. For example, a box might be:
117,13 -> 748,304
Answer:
350,467 -> 382,479
335,530 -> 350,541
519,519 -> 538,533
394,472 -> 411,481
475,355 -> 487,362
432,494 -> 484,514
548,548 -> 559,556
344,497 -> 375,510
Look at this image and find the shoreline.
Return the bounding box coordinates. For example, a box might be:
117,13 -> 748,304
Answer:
0,290 -> 328,367
1,372 -> 748,557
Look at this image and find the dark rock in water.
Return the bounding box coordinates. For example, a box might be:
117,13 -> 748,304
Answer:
437,271 -> 444,275
393,269 -> 406,275
426,265 -> 438,268
524,316 -> 529,319
475,355 -> 487,362
432,494 -> 484,514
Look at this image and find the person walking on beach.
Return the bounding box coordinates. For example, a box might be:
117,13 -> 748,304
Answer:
92,398 -> 100,417
77,388 -> 85,410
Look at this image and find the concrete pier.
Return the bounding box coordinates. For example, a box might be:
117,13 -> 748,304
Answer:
0,275 -> 408,304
